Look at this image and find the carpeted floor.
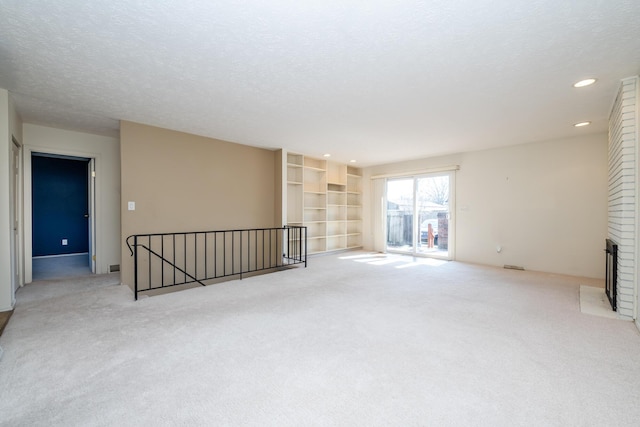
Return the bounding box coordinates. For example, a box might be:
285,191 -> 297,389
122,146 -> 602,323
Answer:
0,254 -> 93,338
580,285 -> 620,319
32,253 -> 92,281
1,252 -> 639,426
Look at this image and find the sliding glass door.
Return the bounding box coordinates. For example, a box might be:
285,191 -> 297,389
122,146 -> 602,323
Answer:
386,173 -> 453,258
386,178 -> 414,252
415,175 -> 450,256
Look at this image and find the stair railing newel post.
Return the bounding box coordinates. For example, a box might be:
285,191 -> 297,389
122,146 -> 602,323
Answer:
134,235 -> 138,300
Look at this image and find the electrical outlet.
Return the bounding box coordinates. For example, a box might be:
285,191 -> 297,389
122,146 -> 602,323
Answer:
62,239 -> 68,246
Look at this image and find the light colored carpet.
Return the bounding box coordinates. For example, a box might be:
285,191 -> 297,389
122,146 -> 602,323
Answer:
1,252 -> 639,426
32,253 -> 92,281
580,285 -> 620,320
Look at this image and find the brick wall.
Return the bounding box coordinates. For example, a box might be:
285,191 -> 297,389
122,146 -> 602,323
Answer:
608,76 -> 638,320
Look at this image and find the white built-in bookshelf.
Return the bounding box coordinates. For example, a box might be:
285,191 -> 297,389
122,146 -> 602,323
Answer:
285,152 -> 362,255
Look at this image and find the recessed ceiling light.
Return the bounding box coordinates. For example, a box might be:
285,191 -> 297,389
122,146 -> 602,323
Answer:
574,121 -> 591,127
574,78 -> 596,88
349,160 -> 357,163
323,153 -> 331,157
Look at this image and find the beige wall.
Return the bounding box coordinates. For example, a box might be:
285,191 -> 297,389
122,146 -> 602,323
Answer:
120,121 -> 276,289
23,124 -> 121,280
363,133 -> 608,279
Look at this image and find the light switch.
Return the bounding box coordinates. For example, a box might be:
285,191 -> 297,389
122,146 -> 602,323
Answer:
128,201 -> 135,211
62,239 -> 68,246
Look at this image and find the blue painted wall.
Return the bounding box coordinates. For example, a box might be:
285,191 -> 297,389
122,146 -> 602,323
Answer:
32,156 -> 89,256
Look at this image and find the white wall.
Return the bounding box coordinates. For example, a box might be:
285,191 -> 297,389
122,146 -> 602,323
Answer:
0,90 -> 13,310
0,89 -> 23,310
8,93 -> 23,308
363,133 -> 608,279
22,124 -> 121,280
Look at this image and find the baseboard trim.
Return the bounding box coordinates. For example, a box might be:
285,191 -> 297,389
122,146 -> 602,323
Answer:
33,252 -> 89,259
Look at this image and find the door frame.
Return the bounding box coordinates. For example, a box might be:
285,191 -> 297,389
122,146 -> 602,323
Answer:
23,146 -> 100,283
88,158 -> 96,273
10,137 -> 22,302
383,171 -> 456,260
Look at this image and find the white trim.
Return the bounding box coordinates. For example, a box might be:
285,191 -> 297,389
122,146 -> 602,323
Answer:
33,252 -> 89,259
370,177 -> 386,253
10,137 -> 22,305
634,76 -> 640,323
32,152 -> 90,161
448,171 -> 457,261
371,165 -> 459,180
23,145 -> 102,283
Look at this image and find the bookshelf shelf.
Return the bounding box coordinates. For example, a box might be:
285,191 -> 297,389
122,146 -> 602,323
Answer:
283,154 -> 362,253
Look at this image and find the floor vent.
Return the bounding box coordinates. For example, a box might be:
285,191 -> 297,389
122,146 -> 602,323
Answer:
504,265 -> 525,271
109,264 -> 120,273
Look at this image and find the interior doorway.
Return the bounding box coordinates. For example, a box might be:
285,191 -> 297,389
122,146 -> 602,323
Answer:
31,153 -> 95,280
385,173 -> 454,259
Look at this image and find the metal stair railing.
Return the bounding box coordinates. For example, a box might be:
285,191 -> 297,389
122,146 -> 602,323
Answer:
126,226 -> 307,300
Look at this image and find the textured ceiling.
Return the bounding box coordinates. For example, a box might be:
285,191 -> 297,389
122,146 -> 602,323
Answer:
1,0 -> 639,166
